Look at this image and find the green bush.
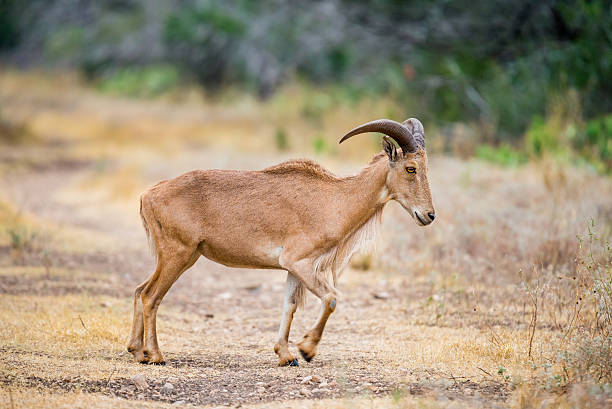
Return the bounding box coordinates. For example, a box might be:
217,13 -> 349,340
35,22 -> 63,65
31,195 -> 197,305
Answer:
525,116 -> 562,157
575,115 -> 612,172
97,65 -> 180,97
312,134 -> 329,155
274,128 -> 289,151
475,144 -> 527,167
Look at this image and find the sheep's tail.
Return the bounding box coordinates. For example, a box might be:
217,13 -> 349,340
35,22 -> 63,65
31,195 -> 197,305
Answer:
140,195 -> 157,261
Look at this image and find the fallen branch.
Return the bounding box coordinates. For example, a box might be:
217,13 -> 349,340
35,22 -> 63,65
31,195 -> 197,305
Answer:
477,367 -> 493,378
78,315 -> 88,331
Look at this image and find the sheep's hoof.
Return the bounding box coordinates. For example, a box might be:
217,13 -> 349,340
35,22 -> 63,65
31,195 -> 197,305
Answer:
137,356 -> 149,364
284,358 -> 299,367
299,349 -> 313,363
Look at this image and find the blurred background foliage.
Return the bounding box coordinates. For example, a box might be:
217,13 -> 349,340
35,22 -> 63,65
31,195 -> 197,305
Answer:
1,0 -> 611,171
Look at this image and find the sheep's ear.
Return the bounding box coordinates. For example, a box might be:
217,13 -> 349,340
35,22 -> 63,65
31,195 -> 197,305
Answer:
382,136 -> 399,162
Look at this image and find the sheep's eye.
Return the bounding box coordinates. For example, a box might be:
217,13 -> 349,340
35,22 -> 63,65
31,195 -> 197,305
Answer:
406,167 -> 416,174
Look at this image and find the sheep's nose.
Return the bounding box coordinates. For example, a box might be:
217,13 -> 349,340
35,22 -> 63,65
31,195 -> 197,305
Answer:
428,212 -> 435,221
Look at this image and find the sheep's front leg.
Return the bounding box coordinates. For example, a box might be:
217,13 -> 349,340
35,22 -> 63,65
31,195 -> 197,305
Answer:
297,292 -> 337,362
274,273 -> 301,366
279,255 -> 338,364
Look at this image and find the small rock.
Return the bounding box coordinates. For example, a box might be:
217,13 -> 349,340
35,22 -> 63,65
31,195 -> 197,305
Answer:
100,301 -> 112,308
319,381 -> 328,388
256,387 -> 265,393
173,400 -> 185,405
167,376 -> 179,383
311,388 -> 321,394
131,374 -> 148,390
373,291 -> 390,300
244,284 -> 262,293
328,381 -> 339,388
161,382 -> 175,393
301,376 -> 313,384
255,382 -> 264,387
311,375 -> 322,383
300,387 -> 311,396
217,292 -> 232,300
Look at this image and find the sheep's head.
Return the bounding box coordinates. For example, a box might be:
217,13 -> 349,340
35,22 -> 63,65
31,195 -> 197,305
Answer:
339,118 -> 435,226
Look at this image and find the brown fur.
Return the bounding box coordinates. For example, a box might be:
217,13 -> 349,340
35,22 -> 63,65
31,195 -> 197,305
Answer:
263,159 -> 340,181
127,143 -> 434,366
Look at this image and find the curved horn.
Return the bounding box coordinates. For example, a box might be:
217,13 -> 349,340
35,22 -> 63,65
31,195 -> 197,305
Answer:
338,119 -> 418,153
403,118 -> 425,149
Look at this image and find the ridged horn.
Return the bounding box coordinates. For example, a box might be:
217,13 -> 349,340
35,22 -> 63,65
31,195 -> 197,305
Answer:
403,118 -> 425,149
338,118 -> 422,153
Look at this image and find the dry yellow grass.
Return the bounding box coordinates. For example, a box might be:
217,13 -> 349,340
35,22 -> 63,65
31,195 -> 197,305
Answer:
1,70 -> 611,408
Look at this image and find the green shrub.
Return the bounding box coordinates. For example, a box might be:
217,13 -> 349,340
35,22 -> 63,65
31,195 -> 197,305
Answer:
274,128 -> 289,151
7,224 -> 37,260
97,65 -> 180,97
525,116 -> 561,157
312,134 -> 329,155
575,115 -> 612,172
475,144 -> 527,167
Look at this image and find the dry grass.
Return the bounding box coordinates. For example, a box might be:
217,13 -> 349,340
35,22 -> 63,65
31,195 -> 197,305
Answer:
1,70 -> 611,408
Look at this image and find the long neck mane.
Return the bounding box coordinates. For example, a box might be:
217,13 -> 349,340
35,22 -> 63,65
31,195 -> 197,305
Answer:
314,152 -> 390,286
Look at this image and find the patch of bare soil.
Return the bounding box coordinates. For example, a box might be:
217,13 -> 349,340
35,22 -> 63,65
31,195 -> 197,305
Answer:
0,245 -> 149,296
1,363 -> 508,407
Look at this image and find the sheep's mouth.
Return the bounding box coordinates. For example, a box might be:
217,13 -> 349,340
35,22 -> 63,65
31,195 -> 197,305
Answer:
414,211 -> 428,226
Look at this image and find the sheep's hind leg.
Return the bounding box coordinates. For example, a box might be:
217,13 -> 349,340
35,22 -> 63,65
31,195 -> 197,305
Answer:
274,273 -> 301,367
127,280 -> 148,362
141,245 -> 199,364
